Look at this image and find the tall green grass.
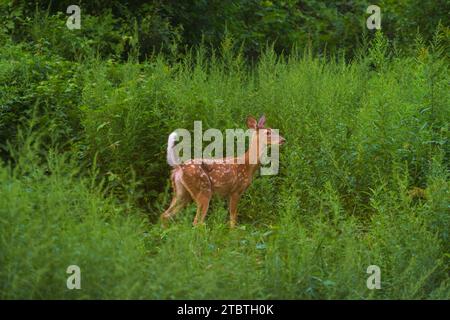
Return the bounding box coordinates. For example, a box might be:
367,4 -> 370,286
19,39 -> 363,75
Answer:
0,32 -> 449,299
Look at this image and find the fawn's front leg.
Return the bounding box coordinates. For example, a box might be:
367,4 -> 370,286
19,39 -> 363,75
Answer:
229,193 -> 241,228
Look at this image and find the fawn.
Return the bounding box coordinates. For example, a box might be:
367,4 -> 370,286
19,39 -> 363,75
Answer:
161,115 -> 285,227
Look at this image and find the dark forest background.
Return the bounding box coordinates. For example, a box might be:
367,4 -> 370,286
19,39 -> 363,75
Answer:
2,0 -> 449,60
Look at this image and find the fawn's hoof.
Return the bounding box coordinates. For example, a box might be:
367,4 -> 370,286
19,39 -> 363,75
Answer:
160,215 -> 170,228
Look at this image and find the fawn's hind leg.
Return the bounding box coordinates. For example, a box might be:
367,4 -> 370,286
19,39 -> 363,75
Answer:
193,193 -> 211,226
179,164 -> 212,226
161,170 -> 192,224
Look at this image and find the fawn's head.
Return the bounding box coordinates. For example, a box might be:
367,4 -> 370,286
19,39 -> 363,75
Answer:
247,115 -> 285,146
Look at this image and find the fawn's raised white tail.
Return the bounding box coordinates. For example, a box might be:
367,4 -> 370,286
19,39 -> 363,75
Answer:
166,131 -> 179,167
161,115 -> 285,227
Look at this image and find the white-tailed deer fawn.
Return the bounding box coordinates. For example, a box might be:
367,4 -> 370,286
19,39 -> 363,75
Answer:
161,115 -> 285,227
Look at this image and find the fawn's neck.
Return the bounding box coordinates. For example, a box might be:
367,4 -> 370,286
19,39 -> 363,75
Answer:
241,132 -> 265,177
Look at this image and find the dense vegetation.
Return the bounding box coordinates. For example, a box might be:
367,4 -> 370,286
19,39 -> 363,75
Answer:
0,1 -> 449,299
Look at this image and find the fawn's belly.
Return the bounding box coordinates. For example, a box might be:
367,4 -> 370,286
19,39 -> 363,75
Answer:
211,184 -> 235,197
208,172 -> 248,197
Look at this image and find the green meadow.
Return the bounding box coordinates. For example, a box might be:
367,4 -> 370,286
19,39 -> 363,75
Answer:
0,2 -> 449,299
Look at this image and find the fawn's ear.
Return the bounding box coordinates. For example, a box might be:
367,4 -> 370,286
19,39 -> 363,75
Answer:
247,116 -> 257,129
257,115 -> 266,128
